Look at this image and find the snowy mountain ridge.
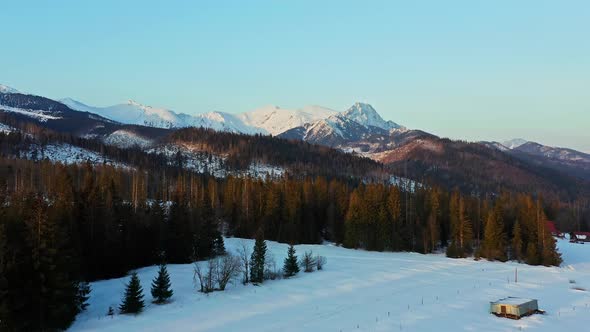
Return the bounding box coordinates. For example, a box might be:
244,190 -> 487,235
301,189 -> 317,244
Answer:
237,104 -> 338,135
0,84 -> 19,94
62,97 -> 403,138
501,138 -> 528,149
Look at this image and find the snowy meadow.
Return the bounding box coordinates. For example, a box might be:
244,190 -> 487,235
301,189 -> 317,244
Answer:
70,238 -> 590,332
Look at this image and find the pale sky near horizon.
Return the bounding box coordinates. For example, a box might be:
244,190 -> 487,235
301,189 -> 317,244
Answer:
1,0 -> 589,152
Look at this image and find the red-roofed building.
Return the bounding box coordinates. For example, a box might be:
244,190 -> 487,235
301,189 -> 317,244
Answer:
546,221 -> 564,238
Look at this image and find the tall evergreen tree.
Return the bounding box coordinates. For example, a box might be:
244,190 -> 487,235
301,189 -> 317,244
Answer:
0,214 -> 36,331
212,233 -> 226,256
250,230 -> 267,283
119,272 -> 145,314
481,209 -> 507,261
151,264 -> 173,304
511,220 -> 523,261
283,244 -> 300,277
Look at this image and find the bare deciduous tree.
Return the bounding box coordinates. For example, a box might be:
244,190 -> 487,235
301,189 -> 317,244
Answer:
215,254 -> 240,290
263,254 -> 282,280
193,259 -> 215,293
194,254 -> 241,293
316,255 -> 327,270
237,241 -> 251,284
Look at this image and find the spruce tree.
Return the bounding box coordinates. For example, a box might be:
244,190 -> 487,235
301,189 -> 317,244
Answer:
76,281 -> 91,312
283,244 -> 299,277
151,264 -> 173,304
540,228 -> 562,266
213,233 -> 226,256
119,272 -> 145,314
250,230 -> 267,283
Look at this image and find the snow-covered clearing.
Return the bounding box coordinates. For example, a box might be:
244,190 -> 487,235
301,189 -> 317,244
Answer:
148,145 -> 284,179
70,239 -> 590,332
0,105 -> 62,122
0,122 -> 15,133
20,143 -> 130,169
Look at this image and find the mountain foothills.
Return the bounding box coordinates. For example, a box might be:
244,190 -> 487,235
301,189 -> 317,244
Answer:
0,84 -> 588,330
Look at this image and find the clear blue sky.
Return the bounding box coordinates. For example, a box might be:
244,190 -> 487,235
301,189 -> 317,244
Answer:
2,0 -> 589,152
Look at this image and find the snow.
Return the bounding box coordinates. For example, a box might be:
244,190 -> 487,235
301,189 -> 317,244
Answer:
104,130 -> 154,149
61,98 -> 184,129
60,99 -> 411,145
0,104 -> 62,122
342,102 -> 402,130
238,105 -> 337,136
502,138 -> 528,149
188,112 -> 262,135
147,144 -> 284,179
62,98 -> 263,134
0,84 -> 20,94
491,297 -> 535,306
0,122 -> 15,133
20,143 -> 129,168
69,238 -> 590,332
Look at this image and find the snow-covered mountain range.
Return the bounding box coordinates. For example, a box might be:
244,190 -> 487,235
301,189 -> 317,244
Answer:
481,138 -> 590,165
60,98 -> 261,134
61,95 -> 409,142
2,83 -> 589,182
236,105 -> 337,136
61,98 -> 338,136
280,102 -> 406,147
61,96 -> 409,152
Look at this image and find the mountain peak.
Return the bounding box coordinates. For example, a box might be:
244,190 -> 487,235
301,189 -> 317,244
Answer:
341,102 -> 402,130
0,84 -> 20,94
502,138 -> 528,149
126,99 -> 144,107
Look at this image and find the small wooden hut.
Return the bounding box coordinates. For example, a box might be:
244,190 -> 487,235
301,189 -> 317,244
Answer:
490,297 -> 539,319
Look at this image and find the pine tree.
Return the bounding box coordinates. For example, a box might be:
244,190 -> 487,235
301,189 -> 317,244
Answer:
540,225 -> 562,266
250,230 -> 267,283
283,244 -> 299,277
151,264 -> 173,304
213,233 -> 226,256
511,220 -> 523,261
119,272 -> 145,314
76,281 -> 91,312
0,214 -> 36,331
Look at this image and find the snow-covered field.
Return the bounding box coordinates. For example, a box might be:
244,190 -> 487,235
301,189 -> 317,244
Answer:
70,238 -> 590,332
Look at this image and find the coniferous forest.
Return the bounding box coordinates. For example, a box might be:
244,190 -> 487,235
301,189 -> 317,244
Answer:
0,148 -> 572,330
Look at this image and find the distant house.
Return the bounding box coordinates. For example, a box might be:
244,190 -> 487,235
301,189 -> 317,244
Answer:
546,221 -> 564,238
490,297 -> 539,319
570,232 -> 590,243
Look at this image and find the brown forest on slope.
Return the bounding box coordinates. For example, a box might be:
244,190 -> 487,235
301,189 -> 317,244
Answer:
376,137 -> 588,202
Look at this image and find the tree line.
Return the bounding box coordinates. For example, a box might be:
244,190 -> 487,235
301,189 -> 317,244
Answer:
0,154 -> 566,330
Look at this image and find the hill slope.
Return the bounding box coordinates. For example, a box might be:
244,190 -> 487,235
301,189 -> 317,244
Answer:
69,237 -> 590,332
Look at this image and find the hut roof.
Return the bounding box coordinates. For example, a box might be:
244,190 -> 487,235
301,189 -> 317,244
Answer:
490,297 -> 535,306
